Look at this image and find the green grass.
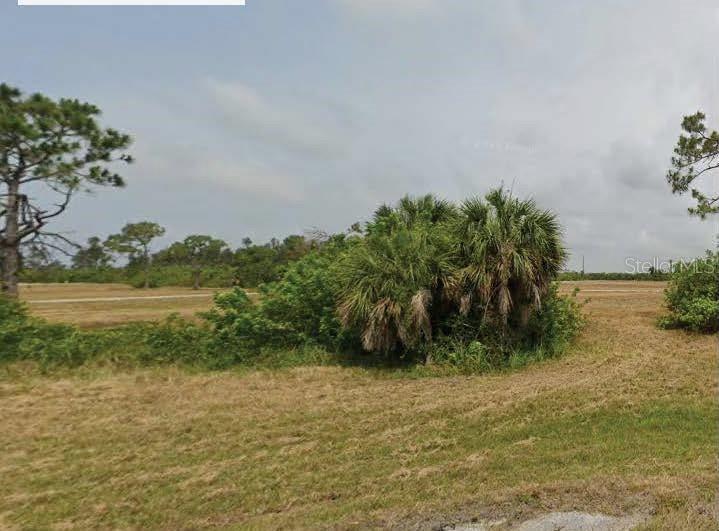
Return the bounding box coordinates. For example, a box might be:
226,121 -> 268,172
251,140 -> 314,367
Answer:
0,386 -> 714,529
0,283 -> 716,529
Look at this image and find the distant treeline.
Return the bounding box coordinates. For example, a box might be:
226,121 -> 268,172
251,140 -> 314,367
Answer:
15,222 -> 673,289
19,265 -> 239,288
17,232 -> 317,288
19,251 -> 672,288
558,271 -> 670,281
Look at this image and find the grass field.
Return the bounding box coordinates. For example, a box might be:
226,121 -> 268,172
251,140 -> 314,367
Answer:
1,281 -> 717,529
20,283 -> 224,327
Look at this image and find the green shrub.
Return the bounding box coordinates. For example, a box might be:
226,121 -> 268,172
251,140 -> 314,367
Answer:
0,292 -> 337,371
204,236 -> 360,357
19,266 -> 128,284
19,265 -> 238,288
129,265 -> 237,288
140,315 -> 207,364
201,192 -> 583,372
425,340 -> 494,373
0,296 -> 205,369
0,296 -> 76,365
558,271 -> 669,281
426,285 -> 585,372
334,190 -> 569,359
524,286 -> 586,355
659,252 -> 718,333
0,295 -> 32,357
203,290 -> 288,364
0,296 -> 151,367
5,191 -> 588,375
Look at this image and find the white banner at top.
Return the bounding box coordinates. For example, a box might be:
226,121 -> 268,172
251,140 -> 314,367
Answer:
19,0 -> 245,5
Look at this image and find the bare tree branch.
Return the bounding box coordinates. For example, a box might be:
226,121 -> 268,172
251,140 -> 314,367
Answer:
16,189 -> 73,240
25,230 -> 80,257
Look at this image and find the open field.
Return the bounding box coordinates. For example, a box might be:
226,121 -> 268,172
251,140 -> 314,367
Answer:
1,281 -> 716,529
19,283 -> 225,328
19,280 -> 667,328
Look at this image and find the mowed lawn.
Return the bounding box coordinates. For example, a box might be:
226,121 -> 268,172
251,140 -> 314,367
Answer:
0,282 -> 716,529
20,283 -> 224,327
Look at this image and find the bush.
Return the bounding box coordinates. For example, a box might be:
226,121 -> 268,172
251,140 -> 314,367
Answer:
0,296 -> 77,365
1,268 -> 584,375
524,285 -> 586,356
333,191 -> 571,359
659,252 -> 719,333
0,296 -> 151,367
19,266 -> 127,284
140,314 -> 215,365
0,293 -> 336,371
426,285 -> 585,371
204,192 -> 584,372
204,236 -> 360,358
425,340 -> 495,373
128,265 -> 236,288
5,191 -> 587,375
18,265 -> 238,288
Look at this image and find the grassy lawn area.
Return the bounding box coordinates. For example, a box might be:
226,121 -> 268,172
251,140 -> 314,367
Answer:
19,283 -> 227,328
0,281 -> 716,529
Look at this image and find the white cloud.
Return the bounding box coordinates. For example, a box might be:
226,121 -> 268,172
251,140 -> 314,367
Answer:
334,0 -> 439,17
203,159 -> 305,203
131,140 -> 306,203
205,79 -> 345,158
19,1 -> 719,266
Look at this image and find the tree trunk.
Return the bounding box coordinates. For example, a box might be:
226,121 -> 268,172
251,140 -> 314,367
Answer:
192,268 -> 201,290
1,243 -> 20,298
425,351 -> 433,365
1,180 -> 20,298
518,303 -> 532,328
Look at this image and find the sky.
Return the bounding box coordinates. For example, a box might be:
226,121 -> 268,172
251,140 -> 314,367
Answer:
2,0 -> 719,271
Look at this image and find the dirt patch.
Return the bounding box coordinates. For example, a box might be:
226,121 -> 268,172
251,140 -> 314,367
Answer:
451,511 -> 647,530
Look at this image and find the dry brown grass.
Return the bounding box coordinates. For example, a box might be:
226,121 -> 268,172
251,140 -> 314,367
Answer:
0,281 -> 716,529
19,283 -> 224,327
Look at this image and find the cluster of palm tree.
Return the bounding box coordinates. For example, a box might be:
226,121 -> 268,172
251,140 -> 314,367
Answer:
334,188 -> 567,354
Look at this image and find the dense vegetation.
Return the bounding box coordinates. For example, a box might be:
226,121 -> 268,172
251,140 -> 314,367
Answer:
20,263 -> 671,287
332,191 -> 574,360
17,232 -> 315,289
558,271 -> 669,281
197,191 -> 585,369
16,213 -> 671,290
659,252 -> 718,333
659,111 -> 719,334
2,190 -> 585,373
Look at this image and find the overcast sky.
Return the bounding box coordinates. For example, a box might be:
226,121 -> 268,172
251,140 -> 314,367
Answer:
3,0 -> 718,271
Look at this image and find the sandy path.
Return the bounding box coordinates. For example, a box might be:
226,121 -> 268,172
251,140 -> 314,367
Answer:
26,293 -> 216,304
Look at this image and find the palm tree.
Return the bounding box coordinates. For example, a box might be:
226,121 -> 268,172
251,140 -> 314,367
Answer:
449,188 -> 566,328
335,189 -> 566,355
366,194 -> 456,237
334,195 -> 455,353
